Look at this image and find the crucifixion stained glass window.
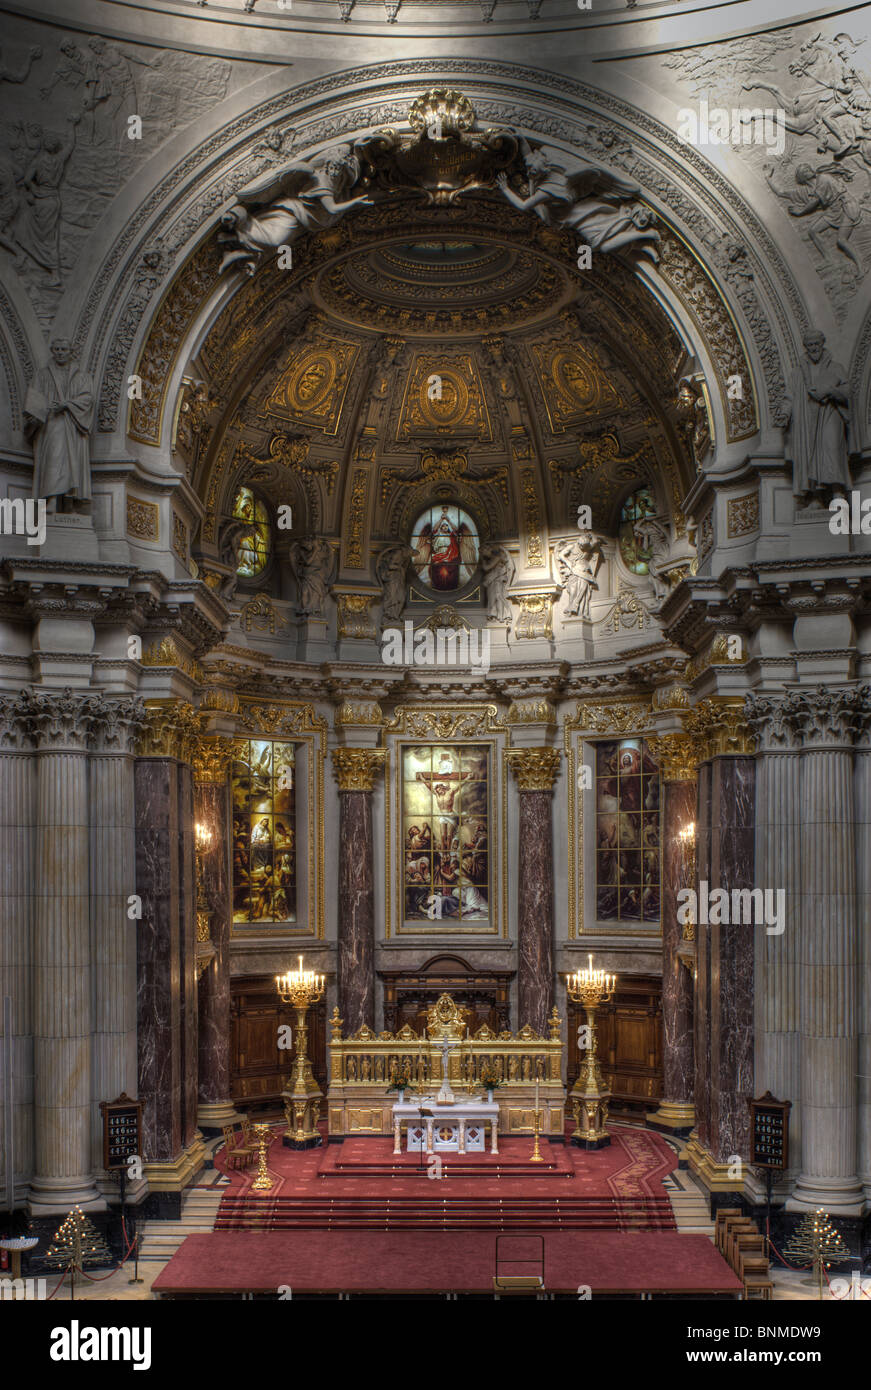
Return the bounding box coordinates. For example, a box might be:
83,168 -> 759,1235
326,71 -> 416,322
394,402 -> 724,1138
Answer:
402,744 -> 489,922
595,738 -> 661,924
232,739 -> 296,924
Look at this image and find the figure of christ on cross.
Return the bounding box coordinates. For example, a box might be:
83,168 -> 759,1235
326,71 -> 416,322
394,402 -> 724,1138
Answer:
415,761 -> 478,856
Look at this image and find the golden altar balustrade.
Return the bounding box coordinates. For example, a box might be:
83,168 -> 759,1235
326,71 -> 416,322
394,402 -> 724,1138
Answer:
327,993 -> 565,1139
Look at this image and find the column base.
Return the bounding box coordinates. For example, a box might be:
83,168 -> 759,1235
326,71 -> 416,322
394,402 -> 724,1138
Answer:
141,1134 -> 207,1194
197,1099 -> 243,1134
282,1134 -> 323,1151
647,1100 -> 695,1136
788,1174 -> 866,1217
28,1175 -> 106,1218
570,1133 -> 611,1151
684,1135 -> 747,1194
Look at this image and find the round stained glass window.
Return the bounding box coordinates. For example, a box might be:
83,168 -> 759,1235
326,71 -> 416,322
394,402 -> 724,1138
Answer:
410,504 -> 479,593
232,486 -> 271,578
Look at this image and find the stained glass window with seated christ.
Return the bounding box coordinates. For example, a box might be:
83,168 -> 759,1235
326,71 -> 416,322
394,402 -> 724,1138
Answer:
402,745 -> 489,923
232,739 -> 296,925
595,738 -> 661,924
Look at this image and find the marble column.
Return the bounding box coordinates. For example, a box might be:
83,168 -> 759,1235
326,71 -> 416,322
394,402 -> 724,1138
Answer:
192,738 -> 239,1131
506,747 -> 561,1035
29,690 -> 102,1212
683,699 -> 756,1179
856,721 -> 871,1202
134,702 -> 203,1183
89,699 -> 145,1185
647,734 -> 697,1133
792,689 -> 863,1213
332,748 -> 387,1034
745,692 -> 804,1183
0,696 -> 34,1210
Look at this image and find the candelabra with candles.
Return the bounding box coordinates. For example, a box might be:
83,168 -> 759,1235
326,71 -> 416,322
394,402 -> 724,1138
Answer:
276,956 -> 325,1149
194,822 -> 216,980
678,822 -> 696,942
566,954 -> 616,1150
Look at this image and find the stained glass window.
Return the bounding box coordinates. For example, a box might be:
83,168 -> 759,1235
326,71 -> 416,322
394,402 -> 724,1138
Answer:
410,504 -> 479,593
402,744 -> 489,922
617,486 -> 657,575
232,739 -> 296,924
232,485 -> 271,578
595,739 -> 661,923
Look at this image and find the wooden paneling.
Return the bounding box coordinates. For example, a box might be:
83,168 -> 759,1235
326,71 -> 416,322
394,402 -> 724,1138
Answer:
230,975 -> 326,1113
567,974 -> 662,1118
380,954 -> 514,1035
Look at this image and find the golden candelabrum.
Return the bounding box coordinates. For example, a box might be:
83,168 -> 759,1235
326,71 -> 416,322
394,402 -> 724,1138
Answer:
276,956 -> 325,1149
678,821 -> 696,942
566,955 -> 616,1150
194,822 -> 216,981
251,1123 -> 275,1191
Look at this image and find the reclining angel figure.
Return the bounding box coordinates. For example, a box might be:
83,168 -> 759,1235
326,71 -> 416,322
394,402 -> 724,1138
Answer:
218,141 -> 373,275
496,138 -> 660,261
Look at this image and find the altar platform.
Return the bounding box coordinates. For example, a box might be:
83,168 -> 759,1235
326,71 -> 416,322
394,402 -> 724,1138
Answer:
153,1230 -> 742,1299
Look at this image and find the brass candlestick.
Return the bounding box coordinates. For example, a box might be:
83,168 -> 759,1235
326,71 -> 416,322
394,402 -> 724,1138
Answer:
529,1107 -> 544,1164
251,1123 -> 274,1191
566,955 -> 616,1150
276,956 -> 325,1149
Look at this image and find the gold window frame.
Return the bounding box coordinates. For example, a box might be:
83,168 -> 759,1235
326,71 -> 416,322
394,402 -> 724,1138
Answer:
230,699 -> 327,939
384,704 -> 508,939
563,701 -> 662,940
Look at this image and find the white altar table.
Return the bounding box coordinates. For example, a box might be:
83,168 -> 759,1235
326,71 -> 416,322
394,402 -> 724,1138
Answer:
392,1099 -> 500,1155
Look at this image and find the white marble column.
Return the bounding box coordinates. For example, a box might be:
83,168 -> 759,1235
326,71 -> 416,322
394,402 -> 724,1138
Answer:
29,690 -> 103,1213
0,696 -> 35,1209
857,727 -> 871,1201
89,699 -> 144,1182
793,689 -> 863,1213
745,694 -> 804,1182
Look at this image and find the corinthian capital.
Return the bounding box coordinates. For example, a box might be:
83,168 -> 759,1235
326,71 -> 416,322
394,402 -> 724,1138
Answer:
506,746 -> 561,791
331,747 -> 388,791
90,697 -> 147,754
746,685 -> 871,751
744,691 -> 805,752
28,688 -> 104,752
0,693 -> 34,751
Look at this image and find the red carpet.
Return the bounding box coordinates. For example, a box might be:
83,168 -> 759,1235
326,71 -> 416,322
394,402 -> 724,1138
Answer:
153,1230 -> 741,1296
213,1124 -> 678,1233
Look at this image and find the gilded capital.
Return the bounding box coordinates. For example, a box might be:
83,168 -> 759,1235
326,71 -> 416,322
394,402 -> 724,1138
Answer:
136,701 -> 202,761
331,746 -> 388,791
191,735 -> 235,783
683,698 -> 755,760
646,733 -> 700,782
506,746 -> 561,791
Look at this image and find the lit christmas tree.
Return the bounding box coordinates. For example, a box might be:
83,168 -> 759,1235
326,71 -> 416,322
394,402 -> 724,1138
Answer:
782,1209 -> 850,1298
44,1206 -> 113,1276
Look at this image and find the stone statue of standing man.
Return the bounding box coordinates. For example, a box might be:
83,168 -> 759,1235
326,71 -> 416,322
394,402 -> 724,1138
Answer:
24,338 -> 94,511
784,330 -> 851,504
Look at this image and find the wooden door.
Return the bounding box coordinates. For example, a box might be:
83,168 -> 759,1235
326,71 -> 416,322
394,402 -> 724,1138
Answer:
230,975 -> 327,1113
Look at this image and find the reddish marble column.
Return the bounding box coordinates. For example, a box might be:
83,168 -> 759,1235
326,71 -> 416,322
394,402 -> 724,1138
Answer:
507,748 -> 561,1035
193,744 -> 238,1132
332,749 -> 386,1035
648,746 -> 697,1134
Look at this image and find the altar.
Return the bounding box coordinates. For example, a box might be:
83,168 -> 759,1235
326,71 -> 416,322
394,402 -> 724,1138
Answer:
392,1099 -> 500,1154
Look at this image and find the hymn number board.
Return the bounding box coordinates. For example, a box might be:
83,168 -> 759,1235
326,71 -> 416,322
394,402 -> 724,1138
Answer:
100,1092 -> 142,1172
748,1091 -> 791,1171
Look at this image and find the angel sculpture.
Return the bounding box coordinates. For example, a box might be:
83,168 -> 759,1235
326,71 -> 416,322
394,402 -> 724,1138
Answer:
495,139 -> 660,261
554,531 -> 603,620
479,543 -> 514,624
632,515 -> 671,602
376,542 -> 413,623
218,141 -> 373,275
288,536 -> 334,617
411,504 -> 478,592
